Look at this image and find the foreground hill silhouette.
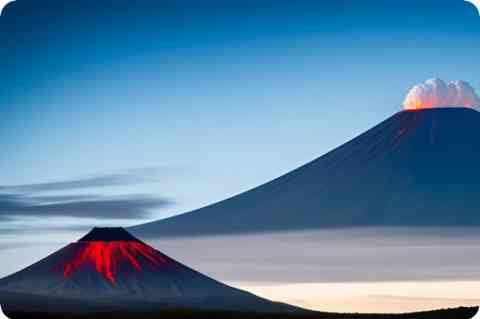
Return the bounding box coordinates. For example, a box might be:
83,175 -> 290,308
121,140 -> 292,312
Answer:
132,107 -> 480,237
0,303 -> 478,319
0,228 -> 477,319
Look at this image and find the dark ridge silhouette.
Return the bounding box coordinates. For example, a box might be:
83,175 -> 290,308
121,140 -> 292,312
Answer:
78,227 -> 141,242
130,107 -> 480,237
1,293 -> 477,319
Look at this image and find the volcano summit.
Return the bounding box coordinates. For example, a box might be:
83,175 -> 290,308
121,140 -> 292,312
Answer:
133,107 -> 480,237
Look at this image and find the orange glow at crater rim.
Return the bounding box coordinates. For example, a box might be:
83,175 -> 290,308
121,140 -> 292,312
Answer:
406,99 -> 478,111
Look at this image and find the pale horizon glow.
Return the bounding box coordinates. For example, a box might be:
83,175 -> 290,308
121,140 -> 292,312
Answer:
233,281 -> 480,313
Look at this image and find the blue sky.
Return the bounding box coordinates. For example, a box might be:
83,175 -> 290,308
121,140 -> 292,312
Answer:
0,0 -> 479,232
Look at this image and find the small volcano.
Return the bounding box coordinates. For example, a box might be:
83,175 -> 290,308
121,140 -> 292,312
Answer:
0,228 -> 299,317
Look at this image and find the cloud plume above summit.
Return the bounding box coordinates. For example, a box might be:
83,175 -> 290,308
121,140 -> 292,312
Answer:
403,79 -> 480,110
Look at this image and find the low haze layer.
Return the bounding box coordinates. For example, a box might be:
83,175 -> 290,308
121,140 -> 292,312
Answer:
2,227 -> 480,312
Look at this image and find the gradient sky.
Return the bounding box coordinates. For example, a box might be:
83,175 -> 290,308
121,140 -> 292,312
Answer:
0,0 -> 479,233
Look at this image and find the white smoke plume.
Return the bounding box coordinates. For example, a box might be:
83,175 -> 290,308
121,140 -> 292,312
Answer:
403,78 -> 480,110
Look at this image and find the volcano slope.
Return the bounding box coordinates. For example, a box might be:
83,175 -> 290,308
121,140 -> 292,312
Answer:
132,107 -> 480,237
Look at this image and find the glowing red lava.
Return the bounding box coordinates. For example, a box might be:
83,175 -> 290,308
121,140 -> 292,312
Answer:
57,241 -> 172,284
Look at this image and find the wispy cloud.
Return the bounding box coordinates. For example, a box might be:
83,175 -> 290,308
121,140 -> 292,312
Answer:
0,167 -> 163,193
0,193 -> 171,220
0,223 -> 92,235
0,167 -> 174,223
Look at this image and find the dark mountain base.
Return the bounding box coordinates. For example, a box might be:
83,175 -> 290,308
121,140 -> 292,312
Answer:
3,306 -> 478,319
0,291 -> 304,318
1,293 -> 477,319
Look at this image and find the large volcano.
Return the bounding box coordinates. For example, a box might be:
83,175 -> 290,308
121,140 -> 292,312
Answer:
0,228 -> 300,317
132,107 -> 480,237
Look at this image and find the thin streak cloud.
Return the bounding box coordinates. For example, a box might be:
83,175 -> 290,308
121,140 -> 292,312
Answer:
0,193 -> 172,220
0,167 -> 176,223
0,167 -> 165,193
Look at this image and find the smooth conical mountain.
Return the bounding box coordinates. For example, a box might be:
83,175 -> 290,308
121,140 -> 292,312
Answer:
132,107 -> 480,237
0,227 -> 300,317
